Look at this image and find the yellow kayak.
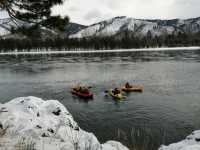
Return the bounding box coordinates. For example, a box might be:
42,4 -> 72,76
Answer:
122,85 -> 144,92
108,89 -> 124,100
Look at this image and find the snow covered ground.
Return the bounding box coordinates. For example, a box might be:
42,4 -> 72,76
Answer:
0,47 -> 200,56
0,96 -> 129,150
159,130 -> 200,150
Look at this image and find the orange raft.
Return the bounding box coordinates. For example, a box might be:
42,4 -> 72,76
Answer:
121,85 -> 144,93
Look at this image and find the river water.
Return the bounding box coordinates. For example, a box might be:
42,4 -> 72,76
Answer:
0,50 -> 200,150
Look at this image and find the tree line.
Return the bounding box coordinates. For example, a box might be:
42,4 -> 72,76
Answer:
0,32 -> 200,52
1,0 -> 200,52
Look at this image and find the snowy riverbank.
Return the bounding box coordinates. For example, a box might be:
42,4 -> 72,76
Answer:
159,131 -> 200,150
1,96 -> 200,150
0,47 -> 200,56
0,97 -> 129,150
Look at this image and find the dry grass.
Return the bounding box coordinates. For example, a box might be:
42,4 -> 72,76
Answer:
15,138 -> 36,150
114,126 -> 166,150
0,137 -> 36,150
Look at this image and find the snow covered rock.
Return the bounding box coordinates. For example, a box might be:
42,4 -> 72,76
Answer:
0,96 -> 129,150
159,130 -> 200,150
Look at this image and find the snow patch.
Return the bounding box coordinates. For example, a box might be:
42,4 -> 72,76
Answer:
159,130 -> 200,150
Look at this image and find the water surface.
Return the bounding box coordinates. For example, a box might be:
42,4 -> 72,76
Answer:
0,50 -> 200,150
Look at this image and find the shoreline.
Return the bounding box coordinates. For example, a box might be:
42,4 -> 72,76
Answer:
1,96 -> 200,150
0,96 -> 129,150
0,47 -> 200,55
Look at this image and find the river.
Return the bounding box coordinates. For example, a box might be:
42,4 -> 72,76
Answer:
0,49 -> 200,150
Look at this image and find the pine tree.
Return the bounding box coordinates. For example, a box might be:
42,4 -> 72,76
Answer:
0,0 -> 68,30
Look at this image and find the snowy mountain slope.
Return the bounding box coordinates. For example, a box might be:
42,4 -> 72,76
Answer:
64,23 -> 87,37
0,18 -> 17,36
0,18 -> 34,39
0,96 -> 129,150
0,18 -> 86,38
1,16 -> 200,39
69,16 -> 200,39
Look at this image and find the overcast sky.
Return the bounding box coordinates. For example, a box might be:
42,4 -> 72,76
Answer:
51,0 -> 200,25
1,0 -> 200,25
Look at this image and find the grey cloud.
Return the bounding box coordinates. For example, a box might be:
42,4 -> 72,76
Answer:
52,0 -> 200,24
69,6 -> 80,12
175,0 -> 200,4
101,0 -> 123,9
84,9 -> 103,20
169,0 -> 200,19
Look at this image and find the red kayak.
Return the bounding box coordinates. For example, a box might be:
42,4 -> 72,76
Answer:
71,90 -> 93,99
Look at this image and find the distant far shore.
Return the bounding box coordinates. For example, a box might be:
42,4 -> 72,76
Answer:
0,47 -> 200,56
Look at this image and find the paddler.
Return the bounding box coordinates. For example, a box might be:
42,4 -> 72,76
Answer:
113,88 -> 121,95
125,82 -> 132,88
73,85 -> 81,91
73,85 -> 89,94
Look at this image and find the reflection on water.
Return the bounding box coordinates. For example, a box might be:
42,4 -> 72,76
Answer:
0,50 -> 200,150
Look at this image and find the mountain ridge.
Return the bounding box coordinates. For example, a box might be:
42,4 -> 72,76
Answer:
1,16 -> 200,39
69,16 -> 200,39
0,18 -> 87,39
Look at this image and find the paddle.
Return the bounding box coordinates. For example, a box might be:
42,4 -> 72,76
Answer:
104,90 -> 109,93
104,90 -> 110,97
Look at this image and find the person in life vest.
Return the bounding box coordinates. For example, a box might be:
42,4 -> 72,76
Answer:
73,85 -> 89,94
125,82 -> 132,88
113,88 -> 121,95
